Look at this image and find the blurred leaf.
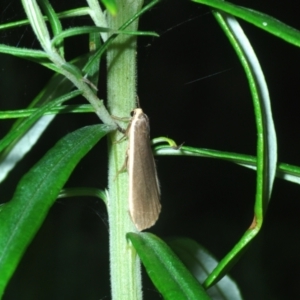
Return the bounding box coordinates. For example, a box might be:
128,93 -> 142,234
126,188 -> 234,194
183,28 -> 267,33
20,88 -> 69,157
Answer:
168,237 -> 243,300
101,0 -> 117,15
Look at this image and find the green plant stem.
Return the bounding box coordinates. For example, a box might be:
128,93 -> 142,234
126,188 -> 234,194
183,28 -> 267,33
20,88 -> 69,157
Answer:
106,1 -> 144,300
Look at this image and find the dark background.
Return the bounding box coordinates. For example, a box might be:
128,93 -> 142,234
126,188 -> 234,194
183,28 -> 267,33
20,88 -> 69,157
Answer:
1,0 -> 300,299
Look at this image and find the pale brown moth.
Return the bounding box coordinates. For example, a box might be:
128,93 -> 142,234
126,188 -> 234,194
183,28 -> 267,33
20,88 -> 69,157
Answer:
126,108 -> 161,231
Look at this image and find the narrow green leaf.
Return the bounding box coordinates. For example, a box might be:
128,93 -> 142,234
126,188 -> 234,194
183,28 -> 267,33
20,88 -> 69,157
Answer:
61,62 -> 84,79
0,54 -> 94,183
85,0 -> 108,43
51,26 -> 158,47
0,124 -> 113,297
155,144 -> 300,186
101,0 -> 118,16
38,0 -> 62,38
21,0 -> 51,51
0,90 -> 82,153
213,12 -> 277,202
0,104 -> 94,119
58,187 -> 107,205
82,0 -> 160,74
0,44 -> 61,72
37,0 -> 64,56
155,10 -> 277,289
127,232 -> 211,300
0,7 -> 91,31
87,32 -> 101,88
192,0 -> 300,47
0,44 -> 48,59
194,12 -> 276,289
51,26 -> 113,47
167,238 -> 243,300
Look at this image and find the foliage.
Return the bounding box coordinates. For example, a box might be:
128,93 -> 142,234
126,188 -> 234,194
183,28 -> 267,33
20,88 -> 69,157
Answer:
0,0 -> 300,299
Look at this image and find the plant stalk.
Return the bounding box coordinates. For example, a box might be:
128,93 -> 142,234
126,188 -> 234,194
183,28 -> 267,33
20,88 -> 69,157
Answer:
106,1 -> 144,299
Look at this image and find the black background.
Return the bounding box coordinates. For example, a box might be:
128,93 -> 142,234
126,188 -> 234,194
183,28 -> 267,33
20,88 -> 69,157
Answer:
1,0 -> 300,299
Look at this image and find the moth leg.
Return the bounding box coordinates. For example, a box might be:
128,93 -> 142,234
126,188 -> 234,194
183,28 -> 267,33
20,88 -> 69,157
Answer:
110,114 -> 130,134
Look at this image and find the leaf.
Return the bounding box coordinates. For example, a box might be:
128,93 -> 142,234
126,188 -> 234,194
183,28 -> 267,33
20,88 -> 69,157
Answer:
51,26 -> 114,46
167,238 -> 243,300
192,0 -> 300,47
82,0 -> 160,74
0,44 -> 48,59
101,0 -> 117,16
0,90 -> 81,183
51,26 -> 158,46
0,7 -> 91,31
21,0 -> 51,52
58,187 -> 107,205
199,12 -> 276,288
0,124 -> 113,297
156,144 -> 300,185
212,12 -> 277,202
37,0 -> 64,56
127,232 -> 211,300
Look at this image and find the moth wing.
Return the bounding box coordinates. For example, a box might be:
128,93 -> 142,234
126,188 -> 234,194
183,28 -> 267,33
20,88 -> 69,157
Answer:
128,116 -> 161,231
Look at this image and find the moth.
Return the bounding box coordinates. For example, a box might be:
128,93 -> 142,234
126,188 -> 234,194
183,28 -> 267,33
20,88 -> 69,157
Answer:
126,108 -> 161,231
